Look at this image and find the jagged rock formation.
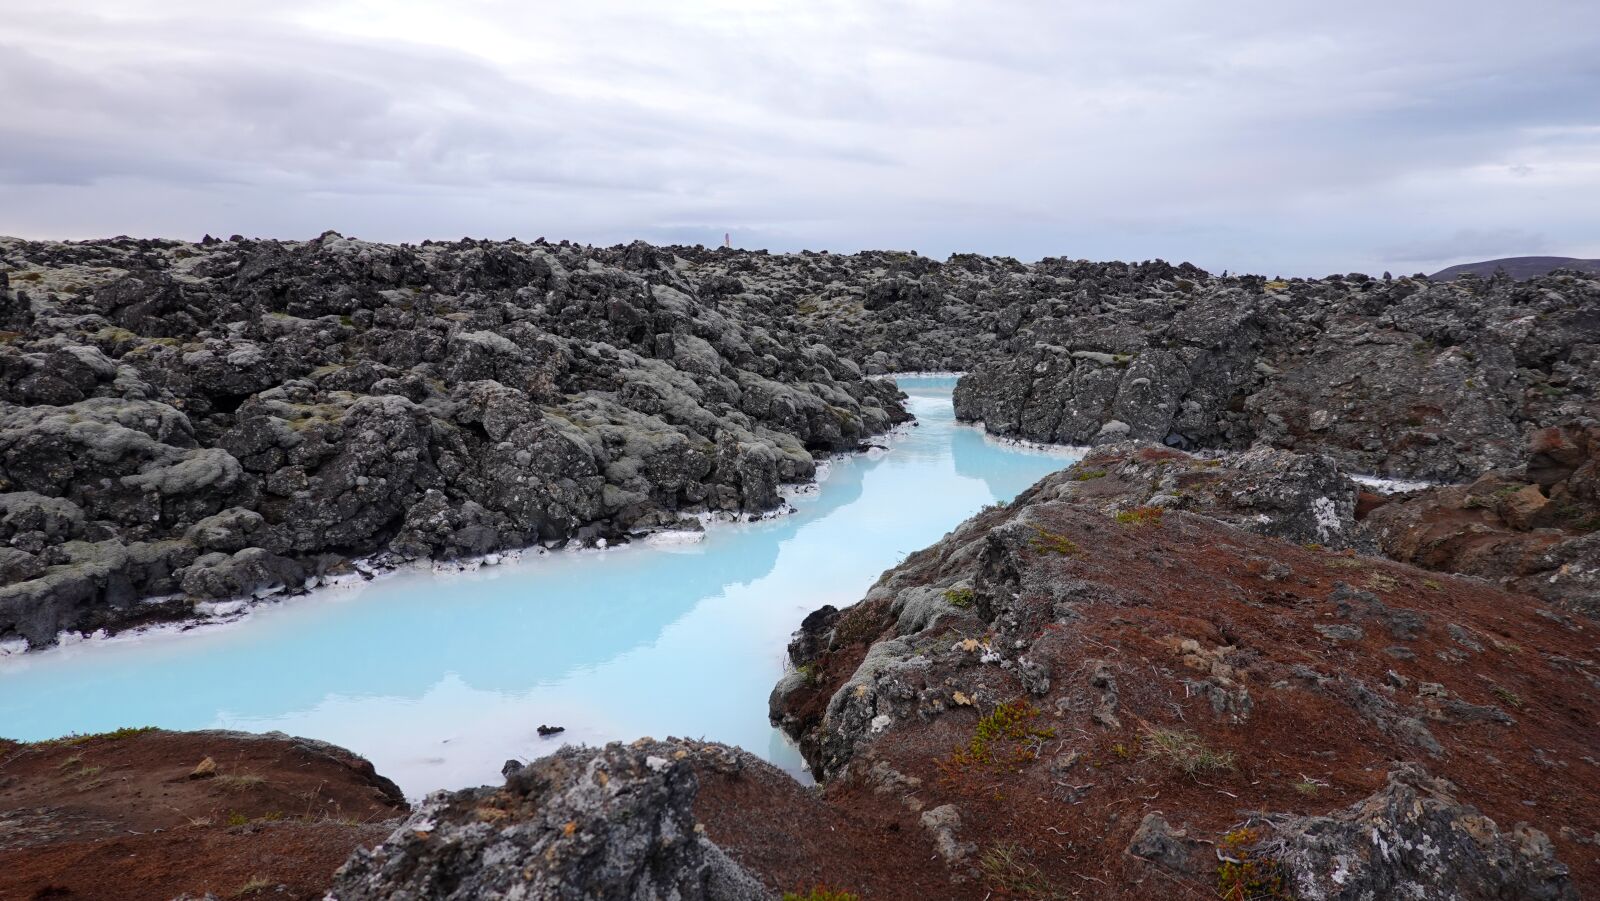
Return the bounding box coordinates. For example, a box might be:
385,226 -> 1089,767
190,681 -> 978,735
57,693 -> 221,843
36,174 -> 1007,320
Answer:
951,268 -> 1597,480
333,740 -> 770,901
0,235 -> 907,647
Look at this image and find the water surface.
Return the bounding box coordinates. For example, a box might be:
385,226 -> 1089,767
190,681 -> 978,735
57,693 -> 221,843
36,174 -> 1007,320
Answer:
0,377 -> 1082,796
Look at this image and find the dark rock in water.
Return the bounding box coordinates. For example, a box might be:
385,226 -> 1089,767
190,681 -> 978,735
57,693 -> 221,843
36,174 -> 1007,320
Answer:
332,740 -> 768,901
537,724 -> 565,737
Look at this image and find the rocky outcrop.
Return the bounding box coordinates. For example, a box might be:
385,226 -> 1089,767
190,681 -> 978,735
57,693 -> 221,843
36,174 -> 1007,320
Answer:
771,450 -> 1599,896
332,740 -> 770,901
951,270 -> 1597,481
1360,421 -> 1600,614
1266,765 -> 1575,900
0,234 -> 908,647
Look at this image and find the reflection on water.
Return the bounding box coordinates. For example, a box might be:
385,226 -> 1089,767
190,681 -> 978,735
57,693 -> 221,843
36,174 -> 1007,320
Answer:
0,377 -> 1083,796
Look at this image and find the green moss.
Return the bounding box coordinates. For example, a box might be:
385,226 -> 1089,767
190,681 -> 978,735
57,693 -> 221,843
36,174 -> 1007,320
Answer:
1114,506 -> 1165,526
1216,828 -> 1291,900
1030,526 -> 1080,556
945,699 -> 1055,770
943,587 -> 976,608
1070,469 -> 1107,481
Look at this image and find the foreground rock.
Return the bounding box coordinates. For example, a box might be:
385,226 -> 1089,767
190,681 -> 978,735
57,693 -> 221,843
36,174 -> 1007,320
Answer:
333,740 -> 769,900
771,449 -> 1598,898
0,728 -> 406,901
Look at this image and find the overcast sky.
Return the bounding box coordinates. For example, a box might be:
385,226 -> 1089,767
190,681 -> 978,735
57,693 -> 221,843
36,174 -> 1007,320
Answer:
1,1 -> 1597,275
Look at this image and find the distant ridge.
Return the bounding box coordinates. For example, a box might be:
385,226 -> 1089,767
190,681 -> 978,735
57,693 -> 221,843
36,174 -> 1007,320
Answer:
1430,255 -> 1600,280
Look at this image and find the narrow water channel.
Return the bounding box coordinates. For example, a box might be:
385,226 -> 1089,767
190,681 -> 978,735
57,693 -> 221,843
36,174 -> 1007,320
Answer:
0,377 -> 1083,796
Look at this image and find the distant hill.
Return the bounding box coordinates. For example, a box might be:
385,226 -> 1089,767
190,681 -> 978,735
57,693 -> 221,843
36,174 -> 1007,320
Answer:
1430,256 -> 1600,280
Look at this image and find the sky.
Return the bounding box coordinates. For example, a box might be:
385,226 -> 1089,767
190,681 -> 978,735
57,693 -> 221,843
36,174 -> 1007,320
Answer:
1,1 -> 1597,276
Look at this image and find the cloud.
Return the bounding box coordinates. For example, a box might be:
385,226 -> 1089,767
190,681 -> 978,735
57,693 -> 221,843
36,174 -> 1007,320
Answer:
0,0 -> 1597,275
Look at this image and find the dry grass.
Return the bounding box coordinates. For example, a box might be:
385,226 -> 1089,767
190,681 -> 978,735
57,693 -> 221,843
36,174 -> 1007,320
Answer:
980,843 -> 1066,899
1141,727 -> 1236,776
215,773 -> 267,791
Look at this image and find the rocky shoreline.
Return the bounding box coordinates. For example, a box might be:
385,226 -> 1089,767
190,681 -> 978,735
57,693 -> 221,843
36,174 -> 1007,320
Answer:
3,236 -> 1596,651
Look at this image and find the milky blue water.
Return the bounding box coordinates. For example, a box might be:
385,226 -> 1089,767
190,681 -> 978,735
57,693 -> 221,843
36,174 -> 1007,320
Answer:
0,378 -> 1081,796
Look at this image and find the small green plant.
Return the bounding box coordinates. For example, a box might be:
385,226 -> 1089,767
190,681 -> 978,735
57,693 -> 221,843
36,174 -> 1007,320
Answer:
1216,828 -> 1291,900
1491,685 -> 1524,709
943,587 -> 976,608
781,888 -> 859,901
795,662 -> 823,687
1141,727 -> 1236,776
226,811 -> 250,827
945,699 -> 1056,772
1114,506 -> 1165,526
1292,777 -> 1323,797
1030,526 -> 1080,556
1070,468 -> 1107,481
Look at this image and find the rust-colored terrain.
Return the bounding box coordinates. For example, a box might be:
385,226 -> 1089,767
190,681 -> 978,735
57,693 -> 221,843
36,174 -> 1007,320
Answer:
0,729 -> 405,901
771,446 -> 1599,898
